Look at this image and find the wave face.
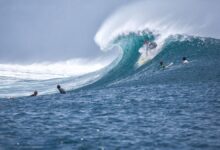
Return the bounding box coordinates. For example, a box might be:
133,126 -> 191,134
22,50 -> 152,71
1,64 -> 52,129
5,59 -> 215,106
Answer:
80,31 -> 220,91
1,0 -> 220,98
1,30 -> 220,98
89,0 -> 220,88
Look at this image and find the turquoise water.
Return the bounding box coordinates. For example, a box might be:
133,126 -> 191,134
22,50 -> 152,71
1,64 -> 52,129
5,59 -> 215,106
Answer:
0,33 -> 220,149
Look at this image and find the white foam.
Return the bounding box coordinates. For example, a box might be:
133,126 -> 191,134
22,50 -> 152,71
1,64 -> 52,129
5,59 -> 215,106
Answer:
95,0 -> 220,49
0,58 -> 111,80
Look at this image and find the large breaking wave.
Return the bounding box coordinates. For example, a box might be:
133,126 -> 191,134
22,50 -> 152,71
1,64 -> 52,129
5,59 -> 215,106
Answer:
1,0 -> 220,98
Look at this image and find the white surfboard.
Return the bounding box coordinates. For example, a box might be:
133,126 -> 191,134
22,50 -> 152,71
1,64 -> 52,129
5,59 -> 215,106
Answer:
166,62 -> 174,68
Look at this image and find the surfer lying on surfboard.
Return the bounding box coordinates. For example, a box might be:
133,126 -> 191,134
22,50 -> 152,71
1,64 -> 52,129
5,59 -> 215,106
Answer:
160,57 -> 189,69
160,61 -> 166,69
160,61 -> 174,69
182,57 -> 189,64
30,90 -> 38,97
57,85 -> 66,94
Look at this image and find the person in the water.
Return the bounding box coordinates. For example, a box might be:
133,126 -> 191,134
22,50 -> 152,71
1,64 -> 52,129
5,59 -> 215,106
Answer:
160,61 -> 166,69
182,57 -> 189,64
144,40 -> 149,45
30,90 -> 38,97
57,85 -> 66,94
144,40 -> 157,49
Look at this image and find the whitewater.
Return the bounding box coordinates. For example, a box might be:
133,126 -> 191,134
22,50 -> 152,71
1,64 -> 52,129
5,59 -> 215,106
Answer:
0,0 -> 220,149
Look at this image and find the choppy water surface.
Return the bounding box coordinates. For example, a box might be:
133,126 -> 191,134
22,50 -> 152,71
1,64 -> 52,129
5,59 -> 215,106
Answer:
0,80 -> 220,149
1,23 -> 220,150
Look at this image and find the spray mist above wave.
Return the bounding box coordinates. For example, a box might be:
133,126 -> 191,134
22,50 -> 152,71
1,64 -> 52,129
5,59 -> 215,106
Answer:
95,0 -> 220,49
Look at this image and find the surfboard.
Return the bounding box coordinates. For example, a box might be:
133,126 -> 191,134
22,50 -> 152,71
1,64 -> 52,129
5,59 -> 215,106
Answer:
166,62 -> 173,68
137,46 -> 148,67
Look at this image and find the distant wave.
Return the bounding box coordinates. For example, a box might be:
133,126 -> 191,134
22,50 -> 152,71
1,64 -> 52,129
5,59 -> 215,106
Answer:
0,58 -> 112,98
0,59 -> 110,80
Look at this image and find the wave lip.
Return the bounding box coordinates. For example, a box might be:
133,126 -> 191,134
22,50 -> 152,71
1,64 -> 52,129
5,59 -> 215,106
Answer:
95,0 -> 220,50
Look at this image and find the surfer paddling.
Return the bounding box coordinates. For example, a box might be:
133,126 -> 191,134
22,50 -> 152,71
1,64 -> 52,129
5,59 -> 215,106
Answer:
57,85 -> 66,94
160,61 -> 166,69
182,57 -> 189,64
30,90 -> 38,97
159,61 -> 173,69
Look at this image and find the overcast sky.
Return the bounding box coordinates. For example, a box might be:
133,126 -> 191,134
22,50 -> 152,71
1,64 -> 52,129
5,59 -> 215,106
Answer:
1,0 -> 219,64
0,0 -> 135,63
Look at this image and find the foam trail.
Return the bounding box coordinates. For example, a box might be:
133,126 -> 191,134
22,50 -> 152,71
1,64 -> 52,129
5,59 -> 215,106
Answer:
95,0 -> 220,49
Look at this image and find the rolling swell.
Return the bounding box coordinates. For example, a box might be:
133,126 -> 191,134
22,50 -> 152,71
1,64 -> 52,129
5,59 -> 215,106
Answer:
75,31 -> 157,90
1,31 -> 219,97
108,35 -> 220,87
77,32 -> 220,91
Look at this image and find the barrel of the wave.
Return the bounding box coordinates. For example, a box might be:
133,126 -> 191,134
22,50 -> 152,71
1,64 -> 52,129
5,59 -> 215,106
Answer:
137,40 -> 158,67
84,32 -> 157,88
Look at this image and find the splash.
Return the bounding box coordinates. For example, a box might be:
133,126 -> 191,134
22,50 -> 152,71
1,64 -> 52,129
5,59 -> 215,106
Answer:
95,0 -> 220,50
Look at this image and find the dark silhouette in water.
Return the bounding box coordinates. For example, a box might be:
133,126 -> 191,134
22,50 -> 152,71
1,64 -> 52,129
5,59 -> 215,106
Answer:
30,91 -> 38,97
144,40 -> 157,50
160,61 -> 166,69
182,57 -> 189,64
57,85 -> 66,94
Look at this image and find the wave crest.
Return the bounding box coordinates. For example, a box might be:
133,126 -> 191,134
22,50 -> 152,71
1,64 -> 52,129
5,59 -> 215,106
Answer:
95,0 -> 220,50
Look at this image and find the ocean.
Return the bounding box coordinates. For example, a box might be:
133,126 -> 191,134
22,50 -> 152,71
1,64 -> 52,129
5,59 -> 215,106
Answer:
0,29 -> 220,149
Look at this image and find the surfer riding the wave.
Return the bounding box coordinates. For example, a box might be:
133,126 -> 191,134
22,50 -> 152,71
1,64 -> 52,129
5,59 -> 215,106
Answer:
138,40 -> 157,55
137,40 -> 158,67
144,40 -> 157,50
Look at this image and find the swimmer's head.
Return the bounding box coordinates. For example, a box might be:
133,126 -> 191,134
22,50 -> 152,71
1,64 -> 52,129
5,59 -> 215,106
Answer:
34,91 -> 38,95
182,57 -> 187,61
57,85 -> 61,89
